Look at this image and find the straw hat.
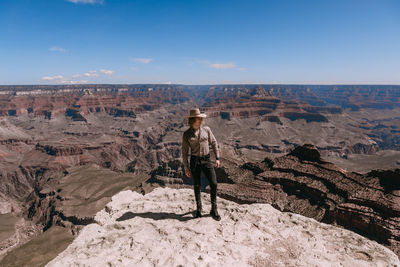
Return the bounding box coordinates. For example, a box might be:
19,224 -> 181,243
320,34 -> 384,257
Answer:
187,108 -> 207,118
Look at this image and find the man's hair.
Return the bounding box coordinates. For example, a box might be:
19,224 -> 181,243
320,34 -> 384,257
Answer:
188,117 -> 204,128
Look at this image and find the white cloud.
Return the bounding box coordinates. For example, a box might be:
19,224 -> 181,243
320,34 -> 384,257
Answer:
209,62 -> 235,69
196,59 -> 237,69
238,67 -> 247,71
84,70 -> 99,77
132,58 -> 152,64
61,80 -> 90,84
66,0 -> 104,4
40,75 -> 90,84
40,68 -> 114,84
41,75 -> 64,81
49,46 -> 68,53
99,69 -> 115,75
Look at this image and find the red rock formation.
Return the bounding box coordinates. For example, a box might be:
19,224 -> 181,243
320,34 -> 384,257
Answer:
0,85 -> 190,118
201,86 -> 339,123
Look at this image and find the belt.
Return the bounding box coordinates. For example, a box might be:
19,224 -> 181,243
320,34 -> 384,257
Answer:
190,153 -> 210,160
190,154 -> 210,166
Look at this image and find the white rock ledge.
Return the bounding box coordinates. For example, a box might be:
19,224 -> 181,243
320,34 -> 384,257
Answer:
46,187 -> 400,267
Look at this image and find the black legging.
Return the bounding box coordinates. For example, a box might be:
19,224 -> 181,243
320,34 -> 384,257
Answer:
190,154 -> 218,209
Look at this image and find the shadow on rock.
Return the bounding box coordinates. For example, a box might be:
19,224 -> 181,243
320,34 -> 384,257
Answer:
116,211 -> 210,222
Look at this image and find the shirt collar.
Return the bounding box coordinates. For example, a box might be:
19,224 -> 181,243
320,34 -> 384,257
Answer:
190,126 -> 201,132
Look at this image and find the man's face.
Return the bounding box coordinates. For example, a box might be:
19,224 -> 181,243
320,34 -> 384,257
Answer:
193,117 -> 203,128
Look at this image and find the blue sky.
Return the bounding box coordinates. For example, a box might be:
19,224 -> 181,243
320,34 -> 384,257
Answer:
0,0 -> 399,85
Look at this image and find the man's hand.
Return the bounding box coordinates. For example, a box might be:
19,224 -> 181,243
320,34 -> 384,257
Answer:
185,168 -> 191,178
215,159 -> 221,168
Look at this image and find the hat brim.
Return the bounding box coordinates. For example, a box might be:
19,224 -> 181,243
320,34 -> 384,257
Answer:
187,114 -> 207,118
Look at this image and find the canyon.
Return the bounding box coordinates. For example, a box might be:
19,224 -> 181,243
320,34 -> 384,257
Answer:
0,84 -> 399,265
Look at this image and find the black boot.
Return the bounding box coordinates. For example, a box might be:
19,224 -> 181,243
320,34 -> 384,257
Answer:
194,203 -> 202,218
210,203 -> 221,221
194,209 -> 202,218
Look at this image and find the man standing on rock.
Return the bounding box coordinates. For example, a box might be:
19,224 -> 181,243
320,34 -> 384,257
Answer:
182,108 -> 221,221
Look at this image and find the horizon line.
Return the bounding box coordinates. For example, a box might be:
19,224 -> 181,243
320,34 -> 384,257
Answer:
1,83 -> 400,87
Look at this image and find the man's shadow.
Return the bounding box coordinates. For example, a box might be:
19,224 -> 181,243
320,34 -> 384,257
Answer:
116,211 -> 211,222
118,171 -> 214,222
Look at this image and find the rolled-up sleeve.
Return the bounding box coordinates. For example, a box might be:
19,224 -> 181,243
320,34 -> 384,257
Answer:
207,127 -> 220,159
182,134 -> 190,170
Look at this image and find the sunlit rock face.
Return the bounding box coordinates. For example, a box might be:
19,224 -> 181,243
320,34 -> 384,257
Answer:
46,187 -> 400,267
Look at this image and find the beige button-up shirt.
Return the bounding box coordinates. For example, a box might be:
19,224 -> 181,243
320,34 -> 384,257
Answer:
182,125 -> 220,170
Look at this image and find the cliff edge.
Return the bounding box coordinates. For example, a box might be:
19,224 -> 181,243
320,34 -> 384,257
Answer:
45,187 -> 399,266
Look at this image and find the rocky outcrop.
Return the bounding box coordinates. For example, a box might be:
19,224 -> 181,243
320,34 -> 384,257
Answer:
348,142 -> 379,155
65,109 -> 86,121
288,144 -> 326,163
148,144 -> 400,258
45,187 -> 400,266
